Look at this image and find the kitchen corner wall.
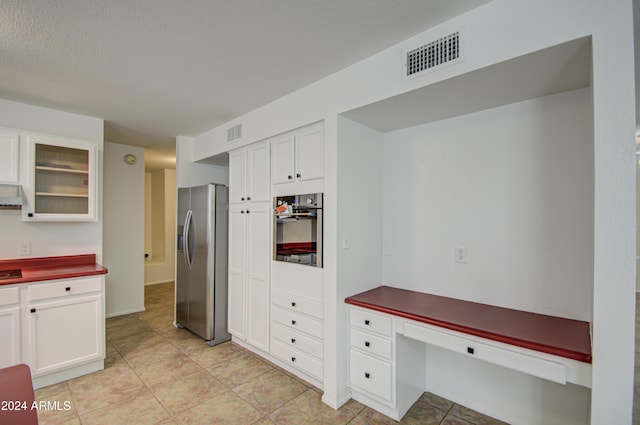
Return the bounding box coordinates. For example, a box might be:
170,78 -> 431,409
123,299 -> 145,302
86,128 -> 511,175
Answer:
103,142 -> 145,317
0,98 -> 103,261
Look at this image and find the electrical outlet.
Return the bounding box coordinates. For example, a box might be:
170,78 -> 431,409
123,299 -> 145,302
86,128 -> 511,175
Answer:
455,245 -> 467,264
19,241 -> 31,256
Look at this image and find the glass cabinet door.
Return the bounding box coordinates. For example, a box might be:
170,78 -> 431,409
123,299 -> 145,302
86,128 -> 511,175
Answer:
25,137 -> 97,221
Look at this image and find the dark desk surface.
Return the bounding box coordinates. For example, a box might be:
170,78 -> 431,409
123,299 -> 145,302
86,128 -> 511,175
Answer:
345,286 -> 591,363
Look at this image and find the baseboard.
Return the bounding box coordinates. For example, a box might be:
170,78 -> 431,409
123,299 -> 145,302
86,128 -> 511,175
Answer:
105,307 -> 145,318
144,280 -> 174,286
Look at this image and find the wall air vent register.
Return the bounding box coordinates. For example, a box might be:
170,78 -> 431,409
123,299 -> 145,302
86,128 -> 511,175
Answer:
403,31 -> 461,80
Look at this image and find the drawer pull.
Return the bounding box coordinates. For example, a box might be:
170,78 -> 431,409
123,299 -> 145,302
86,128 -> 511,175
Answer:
291,301 -> 297,307
241,197 -> 245,201
364,372 -> 370,379
291,356 -> 296,362
288,175 -> 293,180
467,347 -> 475,355
365,341 -> 370,348
364,319 -> 370,326
65,287 -> 71,292
291,320 -> 297,325
291,338 -> 296,344
296,173 -> 301,178
30,308 -> 36,313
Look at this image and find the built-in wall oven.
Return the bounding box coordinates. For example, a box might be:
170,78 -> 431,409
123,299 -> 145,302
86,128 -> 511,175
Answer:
273,193 -> 322,267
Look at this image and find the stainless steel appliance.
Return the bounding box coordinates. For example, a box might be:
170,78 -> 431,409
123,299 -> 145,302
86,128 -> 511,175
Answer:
273,193 -> 323,267
176,184 -> 230,345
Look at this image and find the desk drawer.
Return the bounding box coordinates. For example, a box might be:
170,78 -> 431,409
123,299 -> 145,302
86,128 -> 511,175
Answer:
272,323 -> 323,359
349,349 -> 392,403
349,308 -> 391,337
272,290 -> 323,319
28,277 -> 102,302
404,322 -> 567,385
350,328 -> 392,360
272,339 -> 323,380
272,306 -> 323,339
0,286 -> 19,307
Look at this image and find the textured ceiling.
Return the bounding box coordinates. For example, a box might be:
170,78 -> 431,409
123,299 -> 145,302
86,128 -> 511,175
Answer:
0,0 -> 492,169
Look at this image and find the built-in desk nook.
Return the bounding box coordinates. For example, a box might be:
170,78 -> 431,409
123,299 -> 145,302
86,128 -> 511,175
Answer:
345,286 -> 592,422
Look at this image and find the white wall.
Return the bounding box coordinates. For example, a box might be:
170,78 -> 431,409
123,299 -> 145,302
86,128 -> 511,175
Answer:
103,142 -> 145,317
383,88 -> 594,322
176,136 -> 228,188
0,99 -> 103,261
144,168 -> 176,285
181,0 -> 636,422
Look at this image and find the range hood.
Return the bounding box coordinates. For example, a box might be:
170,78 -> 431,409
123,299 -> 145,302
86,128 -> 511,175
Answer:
0,184 -> 24,209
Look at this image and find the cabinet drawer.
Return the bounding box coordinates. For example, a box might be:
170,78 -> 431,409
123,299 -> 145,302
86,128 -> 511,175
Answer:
349,308 -> 391,337
0,286 -> 19,307
350,328 -> 392,360
272,306 -> 323,339
272,323 -> 323,359
403,322 -> 567,385
272,339 -> 323,380
272,290 -> 323,319
349,349 -> 392,403
28,277 -> 102,302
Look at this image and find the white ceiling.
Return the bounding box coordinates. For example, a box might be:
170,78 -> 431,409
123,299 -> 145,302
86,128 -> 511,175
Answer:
0,0 -> 492,169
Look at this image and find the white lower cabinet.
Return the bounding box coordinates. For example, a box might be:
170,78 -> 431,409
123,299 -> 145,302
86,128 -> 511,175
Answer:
27,293 -> 103,376
0,286 -> 21,368
0,276 -> 105,388
348,308 -> 394,407
270,289 -> 323,382
228,202 -> 271,352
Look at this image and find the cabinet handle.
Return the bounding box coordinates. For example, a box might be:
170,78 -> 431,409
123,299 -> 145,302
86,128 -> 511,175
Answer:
287,175 -> 293,180
246,210 -> 250,214
291,356 -> 296,362
365,372 -> 370,379
365,341 -> 370,348
65,287 -> 71,292
28,213 -> 34,218
291,320 -> 296,325
467,347 -> 475,355
247,197 -> 251,201
30,308 -> 36,313
296,173 -> 301,178
364,319 -> 370,326
291,301 -> 296,307
291,338 -> 296,344
241,210 -> 245,214
241,197 -> 245,201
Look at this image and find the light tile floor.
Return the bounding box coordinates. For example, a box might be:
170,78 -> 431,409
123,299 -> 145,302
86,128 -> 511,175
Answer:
35,282 -> 508,425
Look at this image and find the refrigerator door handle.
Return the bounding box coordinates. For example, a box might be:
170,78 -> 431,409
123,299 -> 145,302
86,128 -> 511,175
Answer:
184,209 -> 193,269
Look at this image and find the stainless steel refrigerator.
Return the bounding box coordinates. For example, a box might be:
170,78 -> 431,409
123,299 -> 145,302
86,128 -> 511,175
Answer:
176,184 -> 230,346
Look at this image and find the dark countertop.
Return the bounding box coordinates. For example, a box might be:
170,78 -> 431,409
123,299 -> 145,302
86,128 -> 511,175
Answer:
0,254 -> 108,286
345,285 -> 592,363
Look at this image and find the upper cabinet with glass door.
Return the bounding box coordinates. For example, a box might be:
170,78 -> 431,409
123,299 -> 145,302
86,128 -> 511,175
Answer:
23,135 -> 98,221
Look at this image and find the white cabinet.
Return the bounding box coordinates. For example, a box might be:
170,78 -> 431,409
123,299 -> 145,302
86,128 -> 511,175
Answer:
270,289 -> 323,381
25,277 -> 104,377
0,286 -> 21,368
0,129 -> 20,184
23,135 -> 98,221
348,307 -> 394,406
271,123 -> 324,185
228,202 -> 271,352
229,142 -> 270,204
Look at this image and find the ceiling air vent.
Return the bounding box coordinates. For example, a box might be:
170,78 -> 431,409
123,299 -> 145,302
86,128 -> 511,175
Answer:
403,31 -> 461,79
227,123 -> 243,142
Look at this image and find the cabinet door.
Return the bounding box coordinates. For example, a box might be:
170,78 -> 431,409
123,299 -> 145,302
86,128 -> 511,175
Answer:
228,205 -> 247,339
247,143 -> 270,202
27,294 -> 103,376
0,306 -> 21,368
245,203 -> 271,351
0,130 -> 20,184
271,134 -> 295,185
24,136 -> 97,221
229,149 -> 247,204
296,125 -> 324,182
